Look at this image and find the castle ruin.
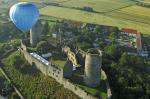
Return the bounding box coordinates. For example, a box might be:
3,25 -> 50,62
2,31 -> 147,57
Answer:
19,20 -> 110,99
84,49 -> 102,87
30,20 -> 42,47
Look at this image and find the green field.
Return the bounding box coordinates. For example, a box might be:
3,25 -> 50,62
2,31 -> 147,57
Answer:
19,0 -> 69,3
40,6 -> 150,34
59,0 -> 135,13
106,5 -> 150,25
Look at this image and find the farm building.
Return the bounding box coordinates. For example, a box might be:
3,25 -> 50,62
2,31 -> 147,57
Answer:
120,28 -> 142,51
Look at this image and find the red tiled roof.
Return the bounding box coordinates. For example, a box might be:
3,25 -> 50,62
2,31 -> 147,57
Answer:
121,28 -> 138,34
121,28 -> 142,50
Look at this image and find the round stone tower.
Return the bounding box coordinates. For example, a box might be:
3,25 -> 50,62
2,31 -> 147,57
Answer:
84,48 -> 102,87
30,20 -> 42,47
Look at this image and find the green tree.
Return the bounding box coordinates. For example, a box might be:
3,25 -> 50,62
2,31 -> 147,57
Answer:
119,53 -> 144,70
50,23 -> 60,33
4,81 -> 12,91
76,42 -> 92,51
104,44 -> 122,61
119,53 -> 129,66
36,41 -> 54,54
109,32 -> 117,44
94,26 -> 101,33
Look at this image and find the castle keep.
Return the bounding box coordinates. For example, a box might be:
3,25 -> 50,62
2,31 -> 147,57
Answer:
84,49 -> 102,87
30,20 -> 42,47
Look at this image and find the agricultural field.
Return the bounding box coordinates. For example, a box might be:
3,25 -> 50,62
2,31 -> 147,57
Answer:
0,0 -> 17,9
59,0 -> 136,13
40,6 -> 150,34
18,0 -> 69,3
106,5 -> 150,25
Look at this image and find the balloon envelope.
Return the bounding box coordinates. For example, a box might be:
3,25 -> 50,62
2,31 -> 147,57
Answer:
9,2 -> 39,32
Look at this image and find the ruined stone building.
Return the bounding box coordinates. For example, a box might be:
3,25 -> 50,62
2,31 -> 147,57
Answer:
30,20 -> 42,47
20,20 -> 104,99
84,49 -> 102,87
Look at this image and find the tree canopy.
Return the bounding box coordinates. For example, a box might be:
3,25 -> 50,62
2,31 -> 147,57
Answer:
36,41 -> 54,54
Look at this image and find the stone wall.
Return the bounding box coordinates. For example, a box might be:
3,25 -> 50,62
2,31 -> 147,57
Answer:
63,46 -> 79,67
21,49 -> 63,81
21,40 -> 27,51
20,45 -> 98,99
62,79 -> 98,99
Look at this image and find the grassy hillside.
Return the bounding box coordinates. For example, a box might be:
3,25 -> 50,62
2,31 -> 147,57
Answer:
40,6 -> 150,34
2,51 -> 79,99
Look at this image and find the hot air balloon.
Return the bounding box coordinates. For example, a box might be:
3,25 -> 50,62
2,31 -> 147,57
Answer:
9,2 -> 39,32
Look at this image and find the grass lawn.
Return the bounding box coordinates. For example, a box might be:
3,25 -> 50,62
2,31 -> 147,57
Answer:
27,47 -> 37,53
40,6 -> 150,34
52,59 -> 66,69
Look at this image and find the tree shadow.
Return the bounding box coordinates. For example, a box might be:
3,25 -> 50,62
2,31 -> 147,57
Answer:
14,61 -> 40,76
100,80 -> 107,93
